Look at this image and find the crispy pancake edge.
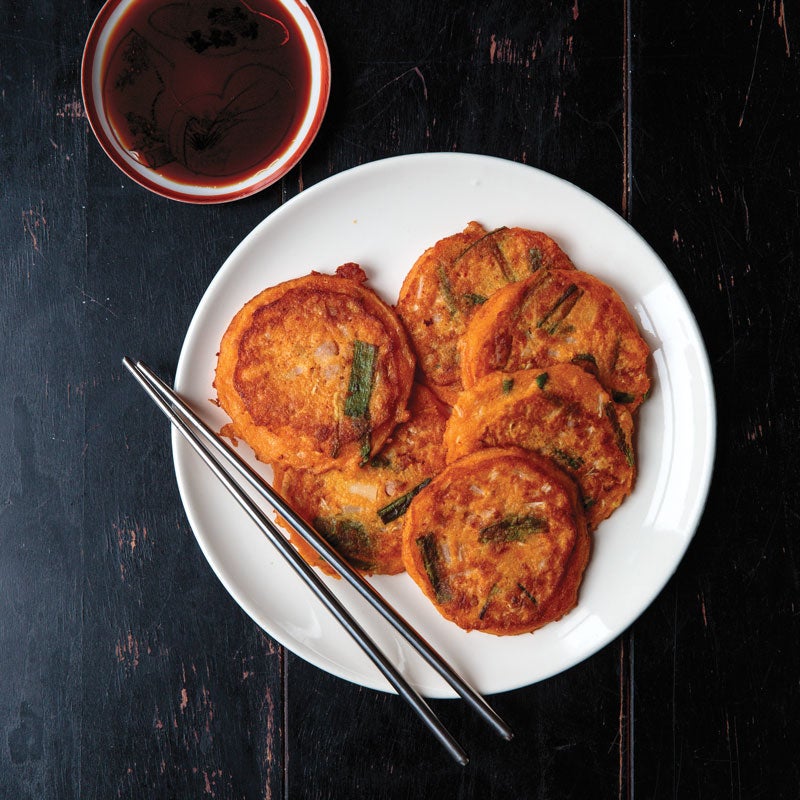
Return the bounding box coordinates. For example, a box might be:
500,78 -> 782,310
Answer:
396,223 -> 575,404
215,265 -> 416,472
274,383 -> 449,576
402,446 -> 590,635
443,363 -> 636,529
460,268 -> 651,410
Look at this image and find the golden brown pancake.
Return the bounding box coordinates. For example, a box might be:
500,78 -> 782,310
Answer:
273,384 -> 448,575
443,364 -> 636,529
215,263 -> 415,472
396,223 -> 574,405
401,447 -> 590,635
460,269 -> 650,410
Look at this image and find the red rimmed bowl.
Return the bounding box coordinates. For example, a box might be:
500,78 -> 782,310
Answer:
82,0 -> 330,203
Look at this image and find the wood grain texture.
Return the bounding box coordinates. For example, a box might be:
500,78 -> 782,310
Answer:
1,0 -> 798,797
77,148 -> 288,800
0,2 -> 87,798
629,2 -> 800,798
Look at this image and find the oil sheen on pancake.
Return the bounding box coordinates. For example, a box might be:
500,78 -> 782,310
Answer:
443,364 -> 636,529
460,268 -> 651,410
273,384 -> 448,575
396,222 -> 575,405
215,263 -> 415,472
401,447 -> 590,635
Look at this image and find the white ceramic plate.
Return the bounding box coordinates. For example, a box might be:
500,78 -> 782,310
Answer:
173,152 -> 716,697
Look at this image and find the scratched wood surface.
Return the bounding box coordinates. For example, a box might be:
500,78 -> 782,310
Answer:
0,0 -> 798,798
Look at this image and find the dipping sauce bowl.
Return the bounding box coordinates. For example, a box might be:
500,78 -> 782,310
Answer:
82,0 -> 330,203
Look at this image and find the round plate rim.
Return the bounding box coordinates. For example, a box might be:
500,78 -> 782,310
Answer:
172,152 -> 717,696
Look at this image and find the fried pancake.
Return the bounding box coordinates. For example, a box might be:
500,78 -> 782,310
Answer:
401,447 -> 590,635
443,364 -> 635,529
460,269 -> 651,410
274,384 -> 449,575
215,263 -> 415,472
396,223 -> 575,405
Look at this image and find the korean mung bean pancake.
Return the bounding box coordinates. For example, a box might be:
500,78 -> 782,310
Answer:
215,263 -> 415,472
443,364 -> 636,529
401,447 -> 590,636
460,269 -> 651,411
273,384 -> 448,575
395,222 -> 574,405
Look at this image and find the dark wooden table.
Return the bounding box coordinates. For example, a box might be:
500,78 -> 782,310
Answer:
2,1 -> 798,797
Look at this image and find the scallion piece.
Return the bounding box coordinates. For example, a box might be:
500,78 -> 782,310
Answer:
572,352 -> 597,365
552,447 -> 584,471
479,514 -> 547,544
416,533 -> 450,603
537,283 -> 582,334
517,583 -> 537,606
478,583 -> 499,620
344,340 -> 377,419
344,340 -> 377,463
490,229 -> 516,283
376,478 -> 432,524
436,263 -> 458,316
528,247 -> 543,272
604,401 -> 635,466
313,516 -> 374,571
612,390 -> 636,404
571,352 -> 600,378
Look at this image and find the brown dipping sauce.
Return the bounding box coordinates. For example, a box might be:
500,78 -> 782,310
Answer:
101,0 -> 312,185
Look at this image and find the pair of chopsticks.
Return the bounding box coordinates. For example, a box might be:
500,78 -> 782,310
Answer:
123,358 -> 512,765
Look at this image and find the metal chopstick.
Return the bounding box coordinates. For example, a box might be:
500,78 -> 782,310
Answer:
123,357 -> 470,765
128,358 -> 512,745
